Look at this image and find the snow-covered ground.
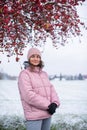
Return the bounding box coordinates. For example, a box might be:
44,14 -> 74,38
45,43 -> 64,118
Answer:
0,79 -> 87,129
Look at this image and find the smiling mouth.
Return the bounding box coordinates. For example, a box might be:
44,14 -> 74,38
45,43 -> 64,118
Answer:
32,62 -> 39,65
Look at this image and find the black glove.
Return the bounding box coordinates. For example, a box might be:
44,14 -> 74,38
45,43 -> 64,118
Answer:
47,103 -> 57,115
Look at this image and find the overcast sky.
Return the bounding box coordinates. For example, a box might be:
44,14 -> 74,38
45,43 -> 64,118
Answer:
0,1 -> 87,76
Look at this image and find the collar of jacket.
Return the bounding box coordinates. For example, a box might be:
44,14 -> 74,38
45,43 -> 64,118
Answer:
27,66 -> 42,73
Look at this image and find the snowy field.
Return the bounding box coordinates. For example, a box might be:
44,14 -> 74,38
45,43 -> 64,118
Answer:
0,79 -> 87,129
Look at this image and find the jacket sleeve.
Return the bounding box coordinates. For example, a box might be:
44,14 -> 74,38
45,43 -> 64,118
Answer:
18,70 -> 50,110
50,84 -> 60,107
44,71 -> 60,107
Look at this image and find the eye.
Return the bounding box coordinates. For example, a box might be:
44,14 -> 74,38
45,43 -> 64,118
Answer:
30,54 -> 41,59
37,55 -> 41,58
30,55 -> 35,58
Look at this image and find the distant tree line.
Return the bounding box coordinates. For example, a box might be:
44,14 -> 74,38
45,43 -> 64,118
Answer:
0,72 -> 87,81
49,73 -> 87,81
0,72 -> 17,80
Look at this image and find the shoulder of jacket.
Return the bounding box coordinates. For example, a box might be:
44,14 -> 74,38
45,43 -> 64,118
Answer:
19,68 -> 30,77
41,70 -> 49,77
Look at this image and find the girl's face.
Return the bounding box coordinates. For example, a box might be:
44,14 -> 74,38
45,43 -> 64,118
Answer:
29,54 -> 41,66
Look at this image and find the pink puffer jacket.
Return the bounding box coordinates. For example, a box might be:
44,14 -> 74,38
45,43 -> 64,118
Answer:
18,67 -> 60,120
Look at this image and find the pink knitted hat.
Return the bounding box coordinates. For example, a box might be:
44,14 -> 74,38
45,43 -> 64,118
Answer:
27,48 -> 41,60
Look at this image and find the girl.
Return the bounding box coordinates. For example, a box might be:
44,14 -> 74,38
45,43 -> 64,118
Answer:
18,47 -> 60,130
